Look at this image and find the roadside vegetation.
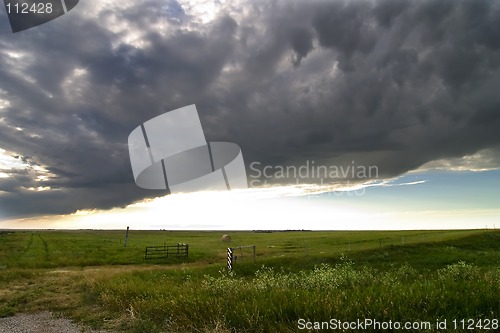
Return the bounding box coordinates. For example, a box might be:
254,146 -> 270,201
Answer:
0,229 -> 499,332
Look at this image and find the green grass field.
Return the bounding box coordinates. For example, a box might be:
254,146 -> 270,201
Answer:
0,229 -> 499,332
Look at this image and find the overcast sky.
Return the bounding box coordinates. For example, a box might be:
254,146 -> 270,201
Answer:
1,0 -> 500,222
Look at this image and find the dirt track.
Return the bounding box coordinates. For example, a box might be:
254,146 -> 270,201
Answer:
0,312 -> 110,333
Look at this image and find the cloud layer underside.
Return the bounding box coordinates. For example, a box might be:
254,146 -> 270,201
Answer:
0,0 -> 500,218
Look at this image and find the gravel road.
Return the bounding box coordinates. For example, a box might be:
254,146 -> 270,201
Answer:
0,312 -> 110,333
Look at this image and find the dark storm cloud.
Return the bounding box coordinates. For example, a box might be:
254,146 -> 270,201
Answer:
1,0 -> 500,219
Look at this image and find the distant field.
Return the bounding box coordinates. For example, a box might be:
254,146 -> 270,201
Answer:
0,229 -> 499,332
1,229 -> 496,268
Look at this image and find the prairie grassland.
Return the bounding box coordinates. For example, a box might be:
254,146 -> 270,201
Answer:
0,229 -> 499,332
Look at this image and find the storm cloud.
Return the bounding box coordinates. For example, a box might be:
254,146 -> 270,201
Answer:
1,0 -> 500,219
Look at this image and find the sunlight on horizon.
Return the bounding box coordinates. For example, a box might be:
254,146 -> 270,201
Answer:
2,181 -> 499,231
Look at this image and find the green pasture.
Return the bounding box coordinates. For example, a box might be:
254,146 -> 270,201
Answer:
0,229 -> 499,332
0,229 -> 496,268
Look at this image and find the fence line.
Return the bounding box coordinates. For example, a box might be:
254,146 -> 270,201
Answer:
145,243 -> 188,260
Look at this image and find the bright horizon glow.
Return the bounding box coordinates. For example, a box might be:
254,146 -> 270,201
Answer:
2,169 -> 499,230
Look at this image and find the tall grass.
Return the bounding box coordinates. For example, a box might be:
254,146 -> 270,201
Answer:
89,259 -> 500,332
1,230 -> 498,331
